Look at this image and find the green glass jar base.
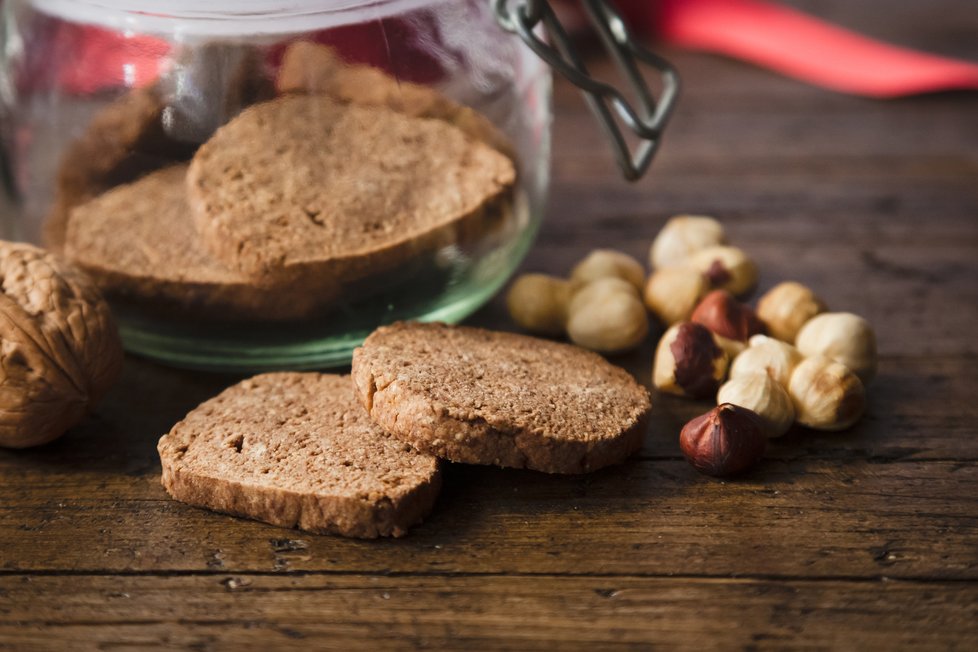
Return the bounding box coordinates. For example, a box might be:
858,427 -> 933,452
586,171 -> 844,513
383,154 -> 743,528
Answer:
119,280 -> 500,371
116,219 -> 539,372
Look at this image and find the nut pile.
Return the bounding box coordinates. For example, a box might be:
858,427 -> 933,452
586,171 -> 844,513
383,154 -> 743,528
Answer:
506,249 -> 649,353
649,216 -> 877,477
506,214 -> 878,479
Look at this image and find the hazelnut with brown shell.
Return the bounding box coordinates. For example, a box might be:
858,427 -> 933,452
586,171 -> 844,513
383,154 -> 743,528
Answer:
653,322 -> 730,399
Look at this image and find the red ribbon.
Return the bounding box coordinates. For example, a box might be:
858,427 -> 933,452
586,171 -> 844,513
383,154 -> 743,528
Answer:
34,0 -> 978,98
653,0 -> 978,97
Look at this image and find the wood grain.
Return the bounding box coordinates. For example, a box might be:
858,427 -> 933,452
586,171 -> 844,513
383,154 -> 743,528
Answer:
2,0 -> 977,648
1,575 -> 976,651
2,457 -> 977,580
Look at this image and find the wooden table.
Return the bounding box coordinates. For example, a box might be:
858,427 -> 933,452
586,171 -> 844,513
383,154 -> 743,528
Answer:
3,1 -> 977,649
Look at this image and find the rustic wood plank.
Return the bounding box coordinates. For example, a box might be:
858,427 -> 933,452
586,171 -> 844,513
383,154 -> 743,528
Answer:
2,456 -> 975,579
1,353 -> 975,483
4,355 -> 978,483
554,53 -> 978,171
0,574 -> 975,651
1,355 -> 976,580
2,0 -> 977,647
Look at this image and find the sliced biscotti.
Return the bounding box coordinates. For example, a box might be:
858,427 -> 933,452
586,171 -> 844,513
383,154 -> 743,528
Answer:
186,95 -> 516,283
276,41 -> 512,158
158,373 -> 441,538
351,322 -> 651,474
63,165 -> 333,320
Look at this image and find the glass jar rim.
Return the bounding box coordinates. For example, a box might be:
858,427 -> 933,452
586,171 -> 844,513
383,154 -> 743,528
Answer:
30,0 -> 445,36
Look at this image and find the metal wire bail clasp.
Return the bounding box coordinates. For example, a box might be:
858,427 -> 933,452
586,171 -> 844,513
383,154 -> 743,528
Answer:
493,0 -> 680,181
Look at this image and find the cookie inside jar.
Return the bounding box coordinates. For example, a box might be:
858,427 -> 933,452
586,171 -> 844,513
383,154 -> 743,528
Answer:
19,2 -> 549,370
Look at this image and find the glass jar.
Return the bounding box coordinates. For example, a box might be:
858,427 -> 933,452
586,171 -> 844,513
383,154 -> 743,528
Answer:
0,0 -> 552,370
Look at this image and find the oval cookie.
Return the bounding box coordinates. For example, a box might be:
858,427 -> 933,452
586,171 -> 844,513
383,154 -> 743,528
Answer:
158,373 -> 442,538
186,96 -> 516,283
64,165 -> 335,320
351,322 -> 651,474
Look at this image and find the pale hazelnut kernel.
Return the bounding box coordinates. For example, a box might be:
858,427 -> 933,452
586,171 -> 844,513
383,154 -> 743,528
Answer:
688,245 -> 758,298
570,249 -> 646,294
795,312 -> 877,384
712,335 -> 746,361
756,281 -> 827,343
570,276 -> 638,303
650,215 -> 727,269
788,355 -> 866,431
653,322 -> 729,398
729,335 -> 803,387
566,279 -> 649,353
717,373 -> 795,438
506,273 -> 572,336
643,266 -> 709,326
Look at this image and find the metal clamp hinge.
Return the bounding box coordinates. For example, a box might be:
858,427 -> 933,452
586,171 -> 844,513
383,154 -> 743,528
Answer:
493,0 -> 680,181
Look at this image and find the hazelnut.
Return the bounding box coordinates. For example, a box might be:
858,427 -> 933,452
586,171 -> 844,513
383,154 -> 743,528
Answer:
653,322 -> 729,398
570,276 -> 637,301
680,403 -> 767,477
756,281 -> 827,342
650,215 -> 727,269
795,312 -> 877,384
643,266 -> 709,326
566,278 -> 648,353
717,373 -> 795,438
506,273 -> 571,336
688,246 -> 758,298
0,242 -> 123,448
729,335 -> 803,387
788,355 -> 866,431
690,290 -> 765,341
570,249 -> 645,294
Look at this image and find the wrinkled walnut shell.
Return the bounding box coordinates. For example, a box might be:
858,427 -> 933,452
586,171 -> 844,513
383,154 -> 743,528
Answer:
0,242 -> 123,448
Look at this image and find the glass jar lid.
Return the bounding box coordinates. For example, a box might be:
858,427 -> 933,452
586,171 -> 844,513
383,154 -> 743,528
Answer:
30,0 -> 436,35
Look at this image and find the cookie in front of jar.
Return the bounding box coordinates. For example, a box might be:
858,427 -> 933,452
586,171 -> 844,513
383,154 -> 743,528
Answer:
186,95 -> 516,285
157,372 -> 442,538
63,164 -> 337,321
351,322 -> 651,474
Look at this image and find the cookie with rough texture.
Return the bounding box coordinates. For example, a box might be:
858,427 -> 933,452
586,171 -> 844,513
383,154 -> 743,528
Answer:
351,322 -> 651,474
46,47 -> 275,251
277,41 -> 512,157
158,373 -> 442,538
63,165 -> 334,320
186,95 -> 515,283
44,85 -> 197,250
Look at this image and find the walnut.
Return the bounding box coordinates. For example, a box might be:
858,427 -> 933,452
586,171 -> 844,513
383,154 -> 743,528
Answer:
0,242 -> 123,448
